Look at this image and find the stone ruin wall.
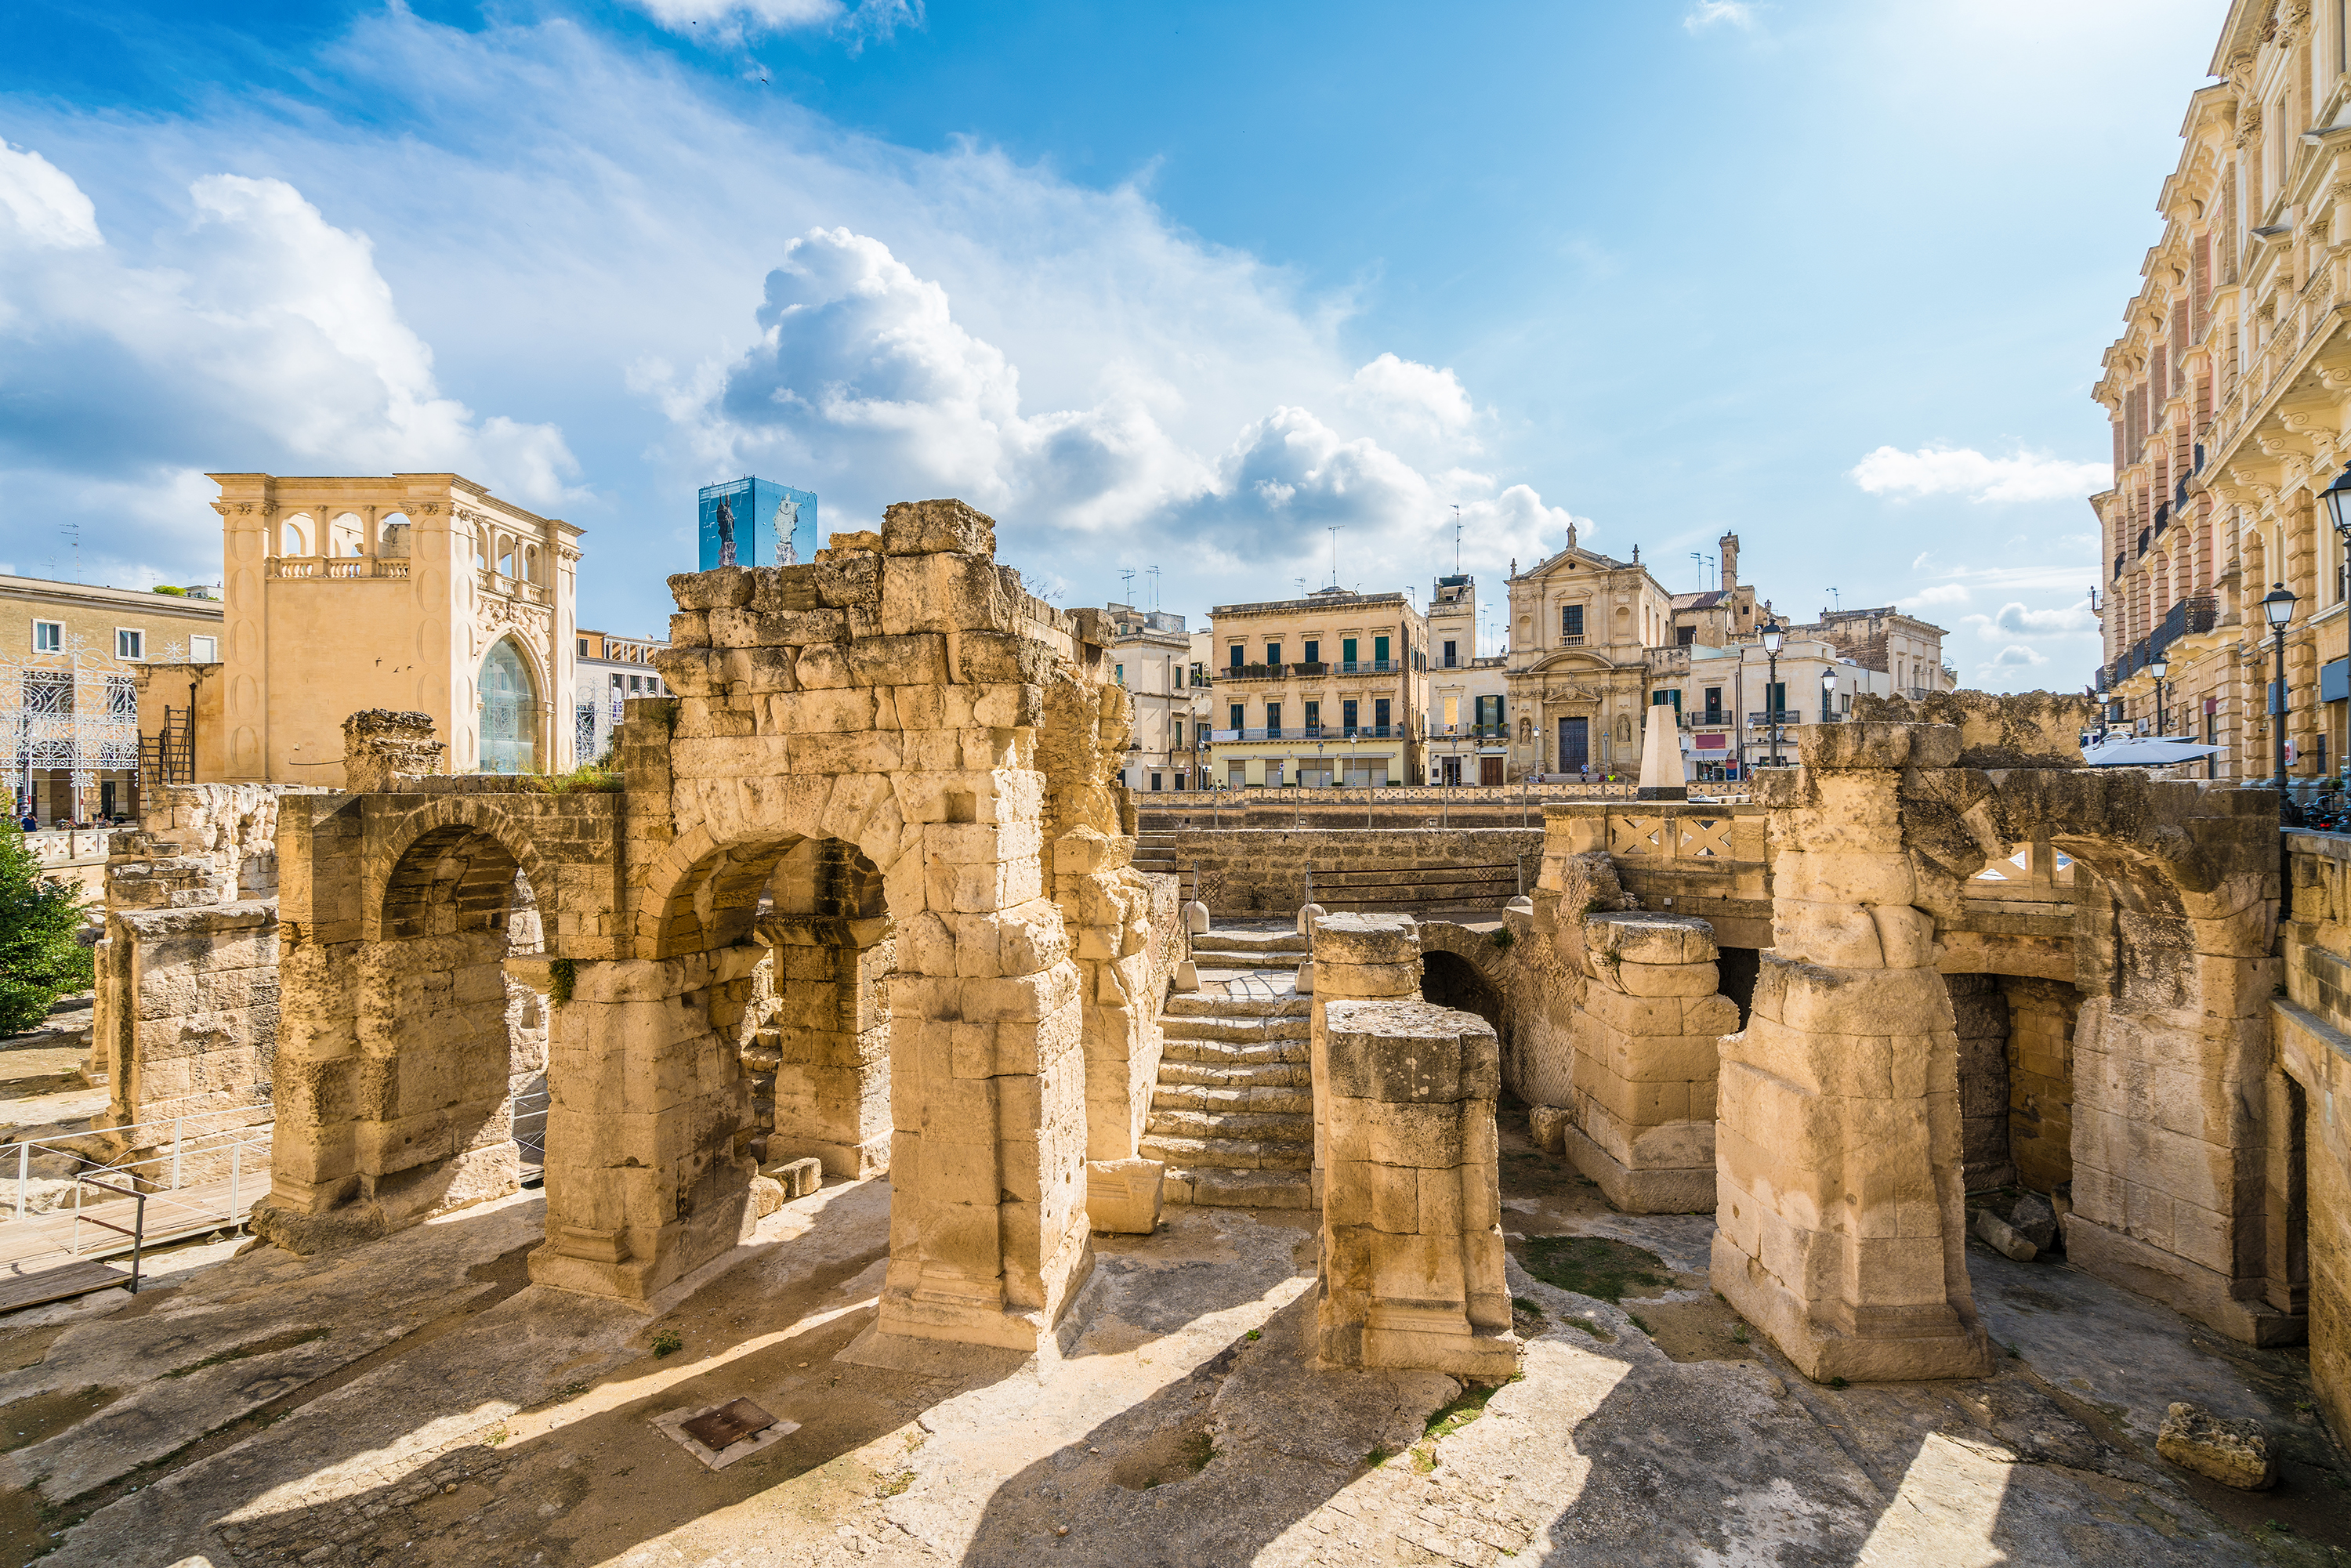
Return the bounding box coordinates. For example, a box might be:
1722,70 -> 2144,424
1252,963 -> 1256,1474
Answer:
1142,825 -> 1542,920
91,783 -> 324,1169
237,500 -> 1190,1358
2270,829 -> 2351,1444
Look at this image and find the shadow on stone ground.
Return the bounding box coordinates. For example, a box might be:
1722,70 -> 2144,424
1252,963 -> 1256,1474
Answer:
0,1117 -> 2342,1566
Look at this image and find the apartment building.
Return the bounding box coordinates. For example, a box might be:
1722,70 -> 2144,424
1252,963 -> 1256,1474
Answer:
1427,574 -> 1511,784
2093,2 -> 2351,784
574,628 -> 671,765
1103,603 -> 1196,792
3,574 -> 224,824
1207,587 -> 1429,786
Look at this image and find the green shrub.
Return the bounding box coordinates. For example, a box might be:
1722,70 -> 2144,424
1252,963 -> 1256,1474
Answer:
150,585 -> 187,596
549,958 -> 577,1009
0,827 -> 94,1035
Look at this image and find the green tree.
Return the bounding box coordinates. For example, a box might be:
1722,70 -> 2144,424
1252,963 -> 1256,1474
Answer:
0,825 -> 94,1035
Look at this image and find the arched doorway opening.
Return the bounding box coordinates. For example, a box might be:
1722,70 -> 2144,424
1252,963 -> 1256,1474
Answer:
259,820 -> 556,1242
739,838 -> 895,1177
479,639 -> 539,774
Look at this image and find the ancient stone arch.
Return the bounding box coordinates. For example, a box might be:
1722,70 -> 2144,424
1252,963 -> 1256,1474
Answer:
1713,694 -> 2285,1382
258,502 -> 1162,1356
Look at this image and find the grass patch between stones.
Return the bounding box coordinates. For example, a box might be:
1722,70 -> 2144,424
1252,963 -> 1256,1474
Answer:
1520,1234 -> 1672,1304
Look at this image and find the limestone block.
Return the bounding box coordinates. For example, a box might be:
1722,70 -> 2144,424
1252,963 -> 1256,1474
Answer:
1585,914 -> 1715,965
764,1156 -> 822,1198
669,566 -> 755,610
1313,961 -> 1423,999
2156,1403 -> 2277,1490
1527,1104 -> 1569,1153
844,633 -> 951,688
882,498 -> 997,556
881,553 -> 1012,636
958,629 -> 1055,685
1606,958 -> 1721,999
1316,912 -> 1419,966
1973,1208 -> 2037,1262
1085,1158 -> 1164,1233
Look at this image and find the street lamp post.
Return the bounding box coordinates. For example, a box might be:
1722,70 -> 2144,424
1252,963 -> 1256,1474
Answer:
2146,651 -> 2168,738
2093,687 -> 2110,744
1821,667 -> 1838,723
2323,465 -> 2351,600
2265,581 -> 2298,824
1760,621 -> 1784,767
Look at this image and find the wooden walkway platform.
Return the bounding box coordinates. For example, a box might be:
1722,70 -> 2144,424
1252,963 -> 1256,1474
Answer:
0,1167 -> 267,1305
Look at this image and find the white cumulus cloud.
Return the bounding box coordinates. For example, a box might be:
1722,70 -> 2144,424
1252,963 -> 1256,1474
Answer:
0,140 -> 102,252
676,227 -> 1587,594
0,155 -> 578,537
1965,600 -> 2095,639
1849,444 -> 2110,504
1346,353 -> 1478,447
1684,2 -> 1759,32
1900,583 -> 1972,610
1989,645 -> 2049,668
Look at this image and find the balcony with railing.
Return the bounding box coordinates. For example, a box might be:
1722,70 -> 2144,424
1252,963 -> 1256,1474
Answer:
2099,593 -> 2218,688
1745,709 -> 1804,727
1210,725 -> 1400,743
1216,658 -> 1400,682
268,556 -> 412,580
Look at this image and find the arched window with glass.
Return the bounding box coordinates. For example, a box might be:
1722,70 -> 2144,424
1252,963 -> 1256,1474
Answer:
478,639 -> 540,773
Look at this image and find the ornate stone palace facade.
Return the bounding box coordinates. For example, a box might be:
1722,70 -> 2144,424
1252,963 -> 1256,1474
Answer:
2095,1 -> 2351,784
203,474 -> 584,784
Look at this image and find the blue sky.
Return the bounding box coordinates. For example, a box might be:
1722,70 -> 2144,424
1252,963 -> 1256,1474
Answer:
0,0 -> 2219,688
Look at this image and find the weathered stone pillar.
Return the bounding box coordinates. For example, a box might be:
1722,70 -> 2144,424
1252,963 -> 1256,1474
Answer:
1054,824 -> 1174,1234
252,793 -> 371,1250
880,820 -> 1092,1351
755,913 -> 894,1178
1309,914 -> 1425,1209
1713,722 -> 1994,1382
530,947 -> 762,1299
1567,912 -> 1733,1213
1317,995 -> 1517,1377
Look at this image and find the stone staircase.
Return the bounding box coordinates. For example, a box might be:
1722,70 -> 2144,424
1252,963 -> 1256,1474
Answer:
1144,990 -> 1315,1209
1189,927 -> 1308,971
1133,827 -> 1179,876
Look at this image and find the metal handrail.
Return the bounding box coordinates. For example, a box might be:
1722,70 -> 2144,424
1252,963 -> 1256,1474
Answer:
70,1175 -> 147,1292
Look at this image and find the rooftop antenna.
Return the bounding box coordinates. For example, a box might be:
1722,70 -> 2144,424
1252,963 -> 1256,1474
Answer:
1827,587 -> 1841,612
1295,578 -> 1307,598
61,521 -> 81,584
1327,526 -> 1343,588
1146,565 -> 1161,612
1690,550 -> 1704,589
1119,567 -> 1136,605
1452,505 -> 1462,572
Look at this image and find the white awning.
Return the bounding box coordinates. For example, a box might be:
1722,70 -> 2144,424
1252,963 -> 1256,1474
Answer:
2079,737 -> 2219,767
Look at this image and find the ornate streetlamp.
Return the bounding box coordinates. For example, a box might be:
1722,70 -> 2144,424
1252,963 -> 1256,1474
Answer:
1761,621 -> 1784,767
2323,464 -> 2351,599
2265,581 -> 2298,823
2146,650 -> 2168,738
1820,667 -> 1838,723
